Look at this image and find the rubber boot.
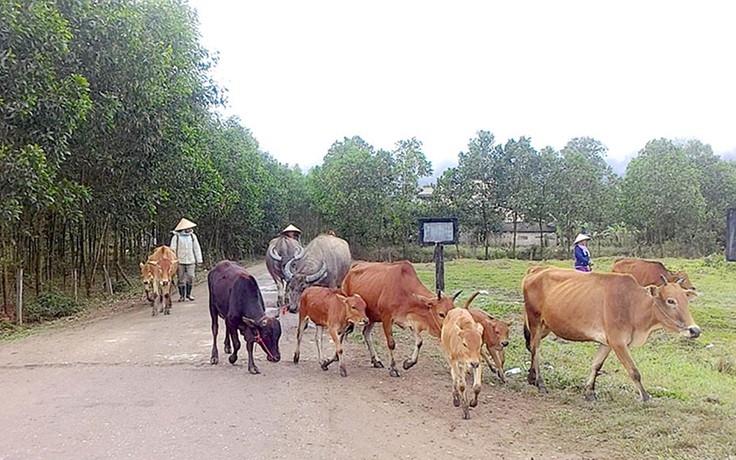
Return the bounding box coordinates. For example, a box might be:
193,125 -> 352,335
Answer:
186,283 -> 194,301
178,285 -> 186,302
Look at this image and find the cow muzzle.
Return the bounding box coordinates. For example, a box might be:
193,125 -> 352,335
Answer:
684,325 -> 701,339
470,361 -> 480,369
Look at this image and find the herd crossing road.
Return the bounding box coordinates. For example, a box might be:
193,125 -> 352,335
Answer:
0,263 -> 614,460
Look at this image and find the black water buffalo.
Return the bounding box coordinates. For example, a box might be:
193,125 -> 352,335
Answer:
208,260 -> 282,374
284,233 -> 351,313
266,234 -> 302,310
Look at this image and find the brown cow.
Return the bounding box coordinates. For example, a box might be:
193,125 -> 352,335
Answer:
612,258 -> 695,290
523,266 -> 699,401
463,290 -> 511,383
293,286 -> 368,377
140,246 -> 178,316
440,307 -> 484,419
343,261 -> 460,377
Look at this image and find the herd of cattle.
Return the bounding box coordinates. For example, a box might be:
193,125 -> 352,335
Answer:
140,233 -> 700,419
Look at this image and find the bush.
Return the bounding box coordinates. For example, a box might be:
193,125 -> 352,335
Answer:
24,288 -> 83,323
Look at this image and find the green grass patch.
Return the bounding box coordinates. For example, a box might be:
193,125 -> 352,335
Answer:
414,256 -> 736,459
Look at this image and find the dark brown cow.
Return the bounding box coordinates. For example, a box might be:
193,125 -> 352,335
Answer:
139,246 -> 178,316
293,286 -> 368,377
612,258 -> 695,290
342,261 -> 460,377
523,266 -> 699,401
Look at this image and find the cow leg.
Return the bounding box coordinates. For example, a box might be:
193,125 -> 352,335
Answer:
275,278 -> 285,308
449,361 -> 461,407
210,308 -> 219,365
382,321 -> 400,377
470,363 -> 482,408
483,348 -> 506,383
224,332 -> 231,354
584,344 -> 612,401
228,327 -> 241,365
610,343 -> 649,402
457,364 -> 470,419
151,293 -> 158,316
316,325 -> 329,370
326,326 -> 346,377
163,287 -> 171,315
402,327 -> 422,370
293,316 -> 309,364
362,322 -> 384,369
246,339 -> 260,374
526,322 -> 547,393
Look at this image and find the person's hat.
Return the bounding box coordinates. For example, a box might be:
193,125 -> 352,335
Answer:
282,224 -> 301,234
174,218 -> 197,231
574,233 -> 591,244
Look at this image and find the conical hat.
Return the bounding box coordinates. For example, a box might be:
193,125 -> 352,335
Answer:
282,224 -> 301,234
174,218 -> 197,231
574,233 -> 591,244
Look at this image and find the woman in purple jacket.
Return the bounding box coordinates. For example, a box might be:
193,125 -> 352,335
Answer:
573,233 -> 592,272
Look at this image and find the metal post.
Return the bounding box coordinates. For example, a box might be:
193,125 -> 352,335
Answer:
434,243 -> 445,294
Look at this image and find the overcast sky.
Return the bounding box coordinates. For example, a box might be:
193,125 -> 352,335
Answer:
187,1 -> 735,173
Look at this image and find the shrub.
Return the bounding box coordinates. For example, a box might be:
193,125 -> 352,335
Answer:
24,288 -> 83,323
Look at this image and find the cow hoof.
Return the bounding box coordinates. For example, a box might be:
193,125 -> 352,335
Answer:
339,366 -> 347,377
210,356 -> 218,365
249,366 -> 260,375
224,345 -> 231,354
320,361 -> 330,371
228,354 -> 238,365
389,368 -> 400,378
371,358 -> 384,369
585,391 -> 596,401
462,410 -> 470,420
402,359 -> 416,370
453,395 -> 460,407
293,354 -> 300,364
470,399 -> 478,408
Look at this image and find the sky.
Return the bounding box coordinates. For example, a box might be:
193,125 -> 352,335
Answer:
187,1 -> 736,174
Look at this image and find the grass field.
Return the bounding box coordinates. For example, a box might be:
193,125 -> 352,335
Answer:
413,256 -> 736,460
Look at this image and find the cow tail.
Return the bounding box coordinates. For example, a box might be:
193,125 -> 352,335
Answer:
523,322 -> 531,353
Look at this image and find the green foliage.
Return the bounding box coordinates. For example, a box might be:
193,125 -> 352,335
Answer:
24,288 -> 83,323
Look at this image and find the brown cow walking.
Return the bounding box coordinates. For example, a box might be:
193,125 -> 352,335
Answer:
140,246 -> 178,316
440,307 -> 484,419
612,258 -> 695,290
523,266 -> 699,401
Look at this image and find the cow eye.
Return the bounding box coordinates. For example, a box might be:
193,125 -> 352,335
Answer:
666,299 -> 676,306
438,312 -> 446,319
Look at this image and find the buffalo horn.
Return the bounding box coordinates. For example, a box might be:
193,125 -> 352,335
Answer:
268,245 -> 282,262
305,261 -> 328,283
283,258 -> 295,282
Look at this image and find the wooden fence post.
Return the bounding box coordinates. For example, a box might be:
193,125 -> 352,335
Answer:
15,268 -> 22,325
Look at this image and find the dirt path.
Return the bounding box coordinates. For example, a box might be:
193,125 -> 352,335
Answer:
0,263 -> 614,460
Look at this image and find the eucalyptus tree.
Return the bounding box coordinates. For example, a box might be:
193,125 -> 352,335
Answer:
433,131 -> 504,259
501,137 -> 537,256
622,139 -> 706,254
306,136 -> 394,253
390,138 -> 432,257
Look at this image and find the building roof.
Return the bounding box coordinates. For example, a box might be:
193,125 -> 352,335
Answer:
500,222 -> 556,233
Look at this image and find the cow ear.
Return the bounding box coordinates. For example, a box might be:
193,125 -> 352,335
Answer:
242,316 -> 257,327
646,285 -> 658,297
685,289 -> 698,298
475,322 -> 484,334
139,262 -> 145,269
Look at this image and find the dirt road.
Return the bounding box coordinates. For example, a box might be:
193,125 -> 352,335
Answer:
0,263 -> 612,460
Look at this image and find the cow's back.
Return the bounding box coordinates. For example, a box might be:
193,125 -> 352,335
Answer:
612,258 -> 666,286
208,260 -> 264,320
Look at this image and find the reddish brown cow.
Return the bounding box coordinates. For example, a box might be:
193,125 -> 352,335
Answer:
523,266 -> 699,401
440,307 -> 484,419
612,258 -> 695,290
342,261 -> 460,377
463,291 -> 511,383
140,246 -> 178,316
293,286 -> 368,377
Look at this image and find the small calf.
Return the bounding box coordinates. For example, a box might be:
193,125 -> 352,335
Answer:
469,308 -> 510,383
293,287 -> 368,377
441,308 -> 484,420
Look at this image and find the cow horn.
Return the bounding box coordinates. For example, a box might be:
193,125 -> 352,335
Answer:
268,245 -> 282,262
305,261 -> 328,283
675,278 -> 685,285
452,290 -> 463,301
283,258 -> 295,282
659,274 -> 668,285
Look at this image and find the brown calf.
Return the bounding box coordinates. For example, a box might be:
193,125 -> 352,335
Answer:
441,307 -> 484,419
293,286 -> 368,377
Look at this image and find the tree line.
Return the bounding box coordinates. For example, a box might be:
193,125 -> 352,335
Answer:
2,0 -> 735,305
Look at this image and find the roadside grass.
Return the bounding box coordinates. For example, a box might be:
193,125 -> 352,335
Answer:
414,257 -> 736,460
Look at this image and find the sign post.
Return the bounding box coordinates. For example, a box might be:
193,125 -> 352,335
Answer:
419,218 -> 458,294
727,209 -> 736,262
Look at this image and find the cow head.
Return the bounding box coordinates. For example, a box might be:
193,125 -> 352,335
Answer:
455,320 -> 484,370
670,270 -> 695,291
340,293 -> 368,327
140,262 -> 155,303
414,290 -> 461,337
648,277 -> 700,338
486,319 -> 511,382
243,314 -> 282,362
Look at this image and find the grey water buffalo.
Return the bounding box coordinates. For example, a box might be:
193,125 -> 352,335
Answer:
283,233 -> 351,313
266,234 -> 303,310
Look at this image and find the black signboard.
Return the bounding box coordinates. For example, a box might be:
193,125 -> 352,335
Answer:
418,218 -> 458,246
727,209 -> 736,261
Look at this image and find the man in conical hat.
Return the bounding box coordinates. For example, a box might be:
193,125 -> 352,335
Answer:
281,224 -> 301,240
170,218 -> 203,301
